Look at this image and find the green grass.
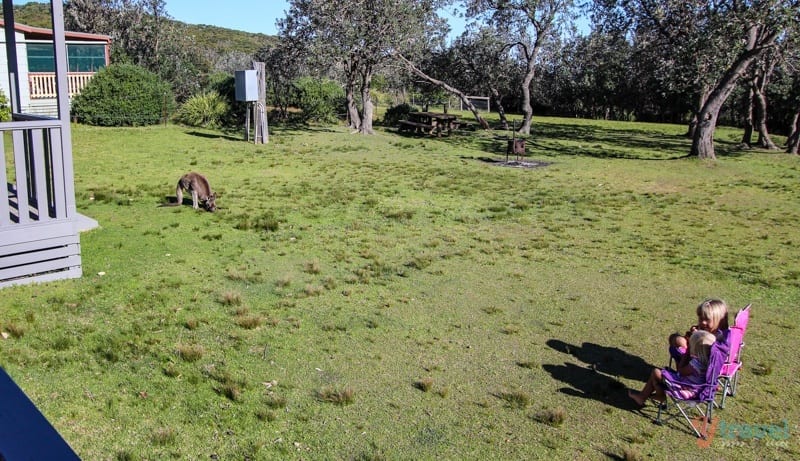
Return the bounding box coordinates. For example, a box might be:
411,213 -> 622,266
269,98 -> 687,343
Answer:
1,115 -> 799,459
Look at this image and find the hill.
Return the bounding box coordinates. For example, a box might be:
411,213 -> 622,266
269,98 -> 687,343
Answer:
2,2 -> 274,56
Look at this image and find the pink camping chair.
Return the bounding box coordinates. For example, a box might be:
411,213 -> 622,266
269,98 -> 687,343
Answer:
734,303 -> 751,332
717,304 -> 751,407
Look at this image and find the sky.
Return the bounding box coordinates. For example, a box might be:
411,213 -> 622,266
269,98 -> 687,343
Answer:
165,0 -> 293,35
164,1 -> 468,37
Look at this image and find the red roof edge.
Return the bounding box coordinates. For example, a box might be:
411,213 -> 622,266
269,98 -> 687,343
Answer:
0,19 -> 111,43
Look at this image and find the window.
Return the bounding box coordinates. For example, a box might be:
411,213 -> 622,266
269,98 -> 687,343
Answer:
26,43 -> 106,72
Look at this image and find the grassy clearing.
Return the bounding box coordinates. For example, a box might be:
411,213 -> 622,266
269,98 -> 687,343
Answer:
1,115 -> 799,459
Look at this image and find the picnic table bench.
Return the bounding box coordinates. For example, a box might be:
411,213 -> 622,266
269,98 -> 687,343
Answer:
398,119 -> 436,134
398,112 -> 460,137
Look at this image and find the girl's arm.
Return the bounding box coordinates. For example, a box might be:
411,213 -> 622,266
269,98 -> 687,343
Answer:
677,358 -> 699,377
676,350 -> 691,369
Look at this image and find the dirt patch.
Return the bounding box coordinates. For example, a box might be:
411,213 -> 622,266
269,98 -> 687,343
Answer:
470,156 -> 551,169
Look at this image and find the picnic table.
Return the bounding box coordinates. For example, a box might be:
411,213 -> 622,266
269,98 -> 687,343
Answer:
398,112 -> 460,137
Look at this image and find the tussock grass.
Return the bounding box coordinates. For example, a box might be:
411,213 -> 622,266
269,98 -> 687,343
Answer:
3,322 -> 25,338
219,291 -> 242,306
150,427 -> 177,446
532,407 -> 567,427
414,377 -> 435,392
316,387 -> 355,405
176,343 -> 204,362
1,119 -> 797,459
497,390 -> 531,409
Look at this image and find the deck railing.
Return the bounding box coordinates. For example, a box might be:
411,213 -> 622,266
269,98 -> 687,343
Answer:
28,72 -> 95,99
0,113 -> 82,287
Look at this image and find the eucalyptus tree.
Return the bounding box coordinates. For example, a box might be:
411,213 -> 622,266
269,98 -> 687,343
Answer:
593,0 -> 798,160
740,50 -> 781,149
449,28 -> 520,129
464,0 -> 575,135
65,0 -> 207,100
279,0 -> 445,134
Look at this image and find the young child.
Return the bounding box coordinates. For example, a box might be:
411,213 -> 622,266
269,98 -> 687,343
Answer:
669,299 -> 729,364
630,330 -> 717,406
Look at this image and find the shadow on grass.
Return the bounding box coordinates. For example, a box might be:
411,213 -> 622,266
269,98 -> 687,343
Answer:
543,339 -> 654,411
394,119 -> 747,160
185,131 -> 242,142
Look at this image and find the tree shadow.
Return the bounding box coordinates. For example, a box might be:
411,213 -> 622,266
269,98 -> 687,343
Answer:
185,131 -> 242,142
412,119 -> 751,161
542,339 -> 656,411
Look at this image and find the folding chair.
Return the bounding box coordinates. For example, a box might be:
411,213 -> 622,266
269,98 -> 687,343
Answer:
717,326 -> 745,408
716,304 -> 750,407
656,337 -> 729,438
733,303 -> 751,332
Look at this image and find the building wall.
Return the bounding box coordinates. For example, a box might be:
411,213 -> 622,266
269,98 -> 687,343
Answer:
0,27 -> 32,112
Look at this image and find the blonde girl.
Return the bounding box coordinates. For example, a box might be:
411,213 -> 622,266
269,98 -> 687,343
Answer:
630,330 -> 717,406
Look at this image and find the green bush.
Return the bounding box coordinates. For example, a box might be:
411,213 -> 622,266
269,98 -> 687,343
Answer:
293,77 -> 344,123
382,103 -> 418,127
0,87 -> 10,122
71,64 -> 175,126
173,91 -> 230,129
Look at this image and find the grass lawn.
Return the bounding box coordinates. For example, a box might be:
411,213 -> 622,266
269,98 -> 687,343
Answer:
1,114 -> 799,460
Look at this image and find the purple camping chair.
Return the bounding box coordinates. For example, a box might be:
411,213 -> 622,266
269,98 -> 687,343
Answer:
656,336 -> 729,439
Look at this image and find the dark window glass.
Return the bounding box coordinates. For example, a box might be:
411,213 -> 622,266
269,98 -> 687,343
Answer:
67,44 -> 106,72
27,43 -> 54,72
27,43 -> 106,72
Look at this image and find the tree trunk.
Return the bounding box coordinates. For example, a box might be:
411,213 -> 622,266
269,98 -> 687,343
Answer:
518,66 -> 534,135
740,85 -> 754,147
490,88 -> 508,130
395,53 -> 490,129
686,90 -> 709,139
752,81 -> 778,150
345,58 -> 361,131
787,111 -> 800,155
690,26 -> 771,159
358,65 -> 374,135
345,83 -> 360,131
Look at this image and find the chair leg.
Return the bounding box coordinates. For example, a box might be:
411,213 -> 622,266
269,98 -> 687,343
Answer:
730,370 -> 739,396
719,379 -> 729,409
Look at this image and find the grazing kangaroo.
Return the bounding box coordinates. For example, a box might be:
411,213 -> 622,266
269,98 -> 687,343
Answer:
175,172 -> 217,211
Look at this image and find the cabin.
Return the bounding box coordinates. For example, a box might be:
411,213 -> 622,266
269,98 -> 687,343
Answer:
1,1 -> 101,288
0,19 -> 110,117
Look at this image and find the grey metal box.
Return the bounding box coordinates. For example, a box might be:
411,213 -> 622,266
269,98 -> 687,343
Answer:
235,70 -> 258,101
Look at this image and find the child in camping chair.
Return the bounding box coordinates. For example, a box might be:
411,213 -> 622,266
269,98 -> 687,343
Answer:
668,298 -> 729,365
629,330 -> 716,406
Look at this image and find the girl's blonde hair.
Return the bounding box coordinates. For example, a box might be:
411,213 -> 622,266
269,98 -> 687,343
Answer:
689,330 -> 716,364
696,298 -> 729,332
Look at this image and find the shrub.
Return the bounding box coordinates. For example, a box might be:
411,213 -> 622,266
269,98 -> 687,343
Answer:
293,77 -> 345,123
71,64 -> 175,126
0,88 -> 11,122
173,91 -> 230,128
207,72 -> 248,128
382,103 -> 418,127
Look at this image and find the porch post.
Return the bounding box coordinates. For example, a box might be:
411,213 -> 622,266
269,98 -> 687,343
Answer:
49,0 -> 78,219
2,0 -> 21,113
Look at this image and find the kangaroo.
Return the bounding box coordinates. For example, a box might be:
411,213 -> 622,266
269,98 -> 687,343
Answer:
175,172 -> 217,212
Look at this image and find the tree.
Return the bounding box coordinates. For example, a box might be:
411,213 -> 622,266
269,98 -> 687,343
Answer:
740,51 -> 780,149
593,0 -> 798,159
448,28 -> 520,129
465,0 -> 575,135
279,0 -> 445,135
65,0 -> 209,101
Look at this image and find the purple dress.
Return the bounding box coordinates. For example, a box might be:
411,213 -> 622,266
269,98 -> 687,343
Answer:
662,358 -> 707,399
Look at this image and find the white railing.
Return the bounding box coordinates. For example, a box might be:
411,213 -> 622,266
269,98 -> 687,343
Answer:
28,72 -> 96,99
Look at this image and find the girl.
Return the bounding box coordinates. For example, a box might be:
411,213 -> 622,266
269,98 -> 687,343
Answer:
669,298 -> 729,364
629,330 -> 717,406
